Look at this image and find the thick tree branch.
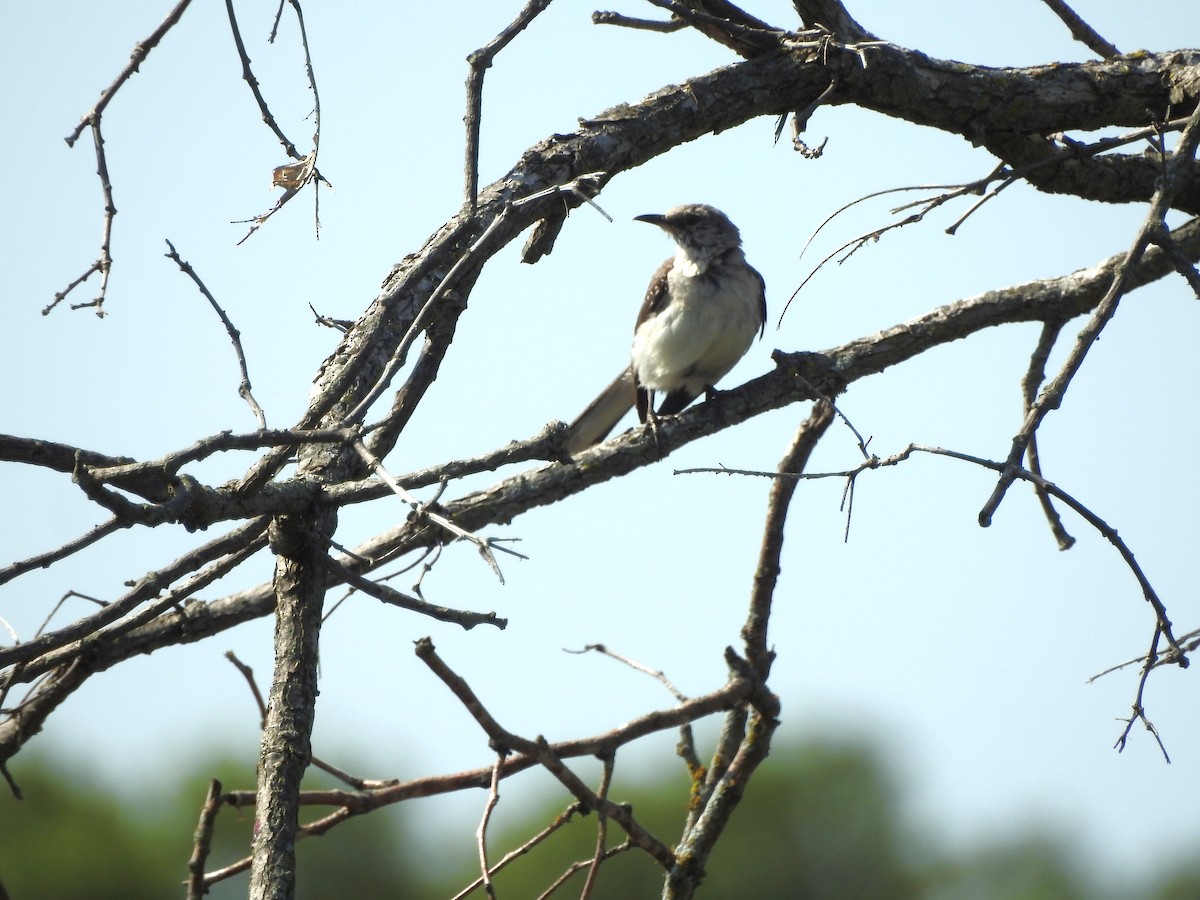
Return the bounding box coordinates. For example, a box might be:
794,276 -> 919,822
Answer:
790,0 -> 874,40
250,508 -> 335,900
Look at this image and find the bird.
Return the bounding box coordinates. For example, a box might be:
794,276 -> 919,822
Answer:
565,204 -> 766,455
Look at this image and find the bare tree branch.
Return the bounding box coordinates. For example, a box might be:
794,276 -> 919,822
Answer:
1037,0 -> 1121,58
164,240 -> 268,429
415,637 -> 677,867
1020,320 -> 1076,550
464,0 -> 557,208
666,401 -> 835,898
51,0 -> 195,315
186,778 -> 224,900
979,101 -> 1200,526
250,506 -> 334,900
231,0 -> 330,244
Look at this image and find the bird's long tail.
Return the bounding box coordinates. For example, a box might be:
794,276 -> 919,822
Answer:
565,368 -> 636,454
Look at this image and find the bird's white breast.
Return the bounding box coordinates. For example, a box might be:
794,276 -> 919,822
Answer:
631,250 -> 762,394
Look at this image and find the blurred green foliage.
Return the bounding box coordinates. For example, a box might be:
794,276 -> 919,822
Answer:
0,752 -> 423,899
2,739 -> 1196,899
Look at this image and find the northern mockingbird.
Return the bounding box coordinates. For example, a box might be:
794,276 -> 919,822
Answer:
565,204 -> 766,454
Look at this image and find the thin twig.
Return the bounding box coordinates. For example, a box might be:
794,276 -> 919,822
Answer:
64,0 -> 196,146
33,592 -> 107,642
231,0 -> 330,243
536,844 -> 635,900
288,0 -> 325,235
164,239 -> 268,428
224,652 -> 387,789
782,117 -> 1191,324
1089,627 -> 1200,683
185,778 -> 224,899
449,805 -> 587,900
567,644 -> 688,702
1113,628 -> 1171,762
1037,0 -> 1121,58
579,754 -> 614,900
746,403 -> 835,673
0,518 -> 125,589
223,0 -> 301,159
641,0 -> 783,51
1020,321 -> 1075,550
1149,228 -> 1200,298
414,638 -> 676,867
308,302 -> 352,332
320,553 -> 508,630
224,651 -> 269,723
46,121 -> 117,316
52,0 -> 195,315
476,756 -> 505,899
775,76 -> 838,148
943,170 -> 1022,235
780,180 -> 973,323
592,10 -> 685,32
564,648 -> 703,825
88,426 -> 351,488
0,758 -> 22,800
464,0 -> 556,208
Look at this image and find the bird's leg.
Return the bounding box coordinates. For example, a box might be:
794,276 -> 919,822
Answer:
635,386 -> 665,454
643,407 -> 665,456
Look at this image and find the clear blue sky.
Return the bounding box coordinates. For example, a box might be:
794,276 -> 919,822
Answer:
2,0 -> 1197,887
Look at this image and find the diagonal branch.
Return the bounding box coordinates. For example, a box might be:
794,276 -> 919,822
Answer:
164,240 -> 267,428
1020,321 -> 1075,550
64,0 -> 196,147
319,554 -> 507,630
415,637 -> 676,867
1036,0 -> 1121,58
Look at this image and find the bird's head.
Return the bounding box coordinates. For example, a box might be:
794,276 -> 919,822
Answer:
635,204 -> 742,272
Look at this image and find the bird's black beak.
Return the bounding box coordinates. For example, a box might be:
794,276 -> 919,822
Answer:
634,213 -> 668,228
